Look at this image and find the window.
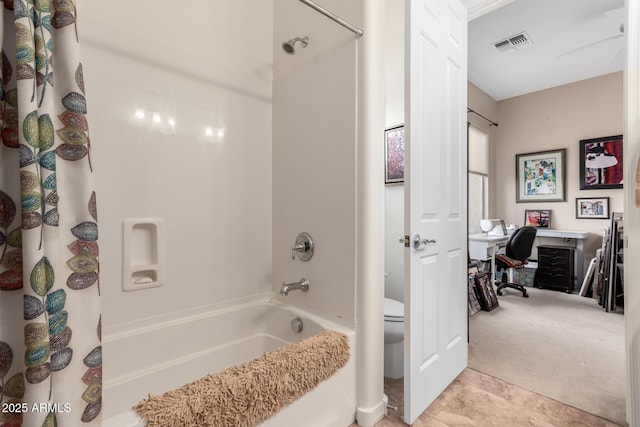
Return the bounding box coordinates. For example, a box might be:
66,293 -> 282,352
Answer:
468,125 -> 489,235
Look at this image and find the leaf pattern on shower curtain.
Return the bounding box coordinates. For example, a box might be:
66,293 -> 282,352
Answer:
66,193 -> 98,292
0,341 -> 25,425
67,193 -> 101,422
0,0 -> 101,425
0,191 -> 23,290
56,89 -> 92,167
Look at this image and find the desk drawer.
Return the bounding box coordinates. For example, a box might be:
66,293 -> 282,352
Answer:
538,253 -> 571,264
535,271 -> 570,286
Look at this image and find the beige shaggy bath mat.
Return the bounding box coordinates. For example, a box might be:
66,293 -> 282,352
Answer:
133,329 -> 350,427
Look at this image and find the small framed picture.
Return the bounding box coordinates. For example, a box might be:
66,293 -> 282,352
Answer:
474,273 -> 499,312
576,197 -> 610,219
384,125 -> 404,184
524,209 -> 551,228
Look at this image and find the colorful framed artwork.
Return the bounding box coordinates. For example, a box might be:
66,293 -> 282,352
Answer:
516,149 -> 566,202
579,135 -> 623,190
384,125 -> 404,184
576,197 -> 610,219
524,209 -> 551,228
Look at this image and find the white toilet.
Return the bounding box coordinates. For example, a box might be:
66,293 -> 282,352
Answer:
384,297 -> 405,379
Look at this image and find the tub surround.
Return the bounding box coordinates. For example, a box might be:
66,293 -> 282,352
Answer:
272,8 -> 359,326
81,0 -> 274,331
82,1 -> 385,425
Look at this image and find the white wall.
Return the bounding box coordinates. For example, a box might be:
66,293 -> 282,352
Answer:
78,1 -> 274,414
494,72 -> 623,271
495,73 -> 623,230
272,1 -> 362,326
384,0 -> 405,303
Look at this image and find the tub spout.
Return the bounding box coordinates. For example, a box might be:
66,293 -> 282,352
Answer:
280,278 -> 310,296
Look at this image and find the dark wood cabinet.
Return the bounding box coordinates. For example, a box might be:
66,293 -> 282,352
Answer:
534,245 -> 575,293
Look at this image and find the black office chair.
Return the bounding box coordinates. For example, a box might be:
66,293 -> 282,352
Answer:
494,226 -> 537,298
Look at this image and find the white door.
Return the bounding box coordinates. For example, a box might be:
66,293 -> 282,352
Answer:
403,0 -> 468,423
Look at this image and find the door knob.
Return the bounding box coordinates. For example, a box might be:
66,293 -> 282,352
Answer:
413,234 -> 436,249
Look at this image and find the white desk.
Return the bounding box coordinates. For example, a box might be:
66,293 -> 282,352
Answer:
468,234 -> 509,279
534,229 -> 590,287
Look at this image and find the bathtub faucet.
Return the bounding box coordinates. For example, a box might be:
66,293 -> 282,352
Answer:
280,278 -> 310,296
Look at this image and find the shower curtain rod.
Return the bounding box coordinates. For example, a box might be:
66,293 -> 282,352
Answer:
467,108 -> 499,127
298,0 -> 364,38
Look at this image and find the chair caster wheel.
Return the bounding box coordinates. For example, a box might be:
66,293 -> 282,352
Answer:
522,293 -> 529,298
497,290 -> 503,296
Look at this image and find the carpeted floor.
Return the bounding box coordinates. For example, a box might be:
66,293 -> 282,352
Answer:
468,286 -> 626,426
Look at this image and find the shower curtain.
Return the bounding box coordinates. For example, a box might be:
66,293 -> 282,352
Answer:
0,1 -> 101,425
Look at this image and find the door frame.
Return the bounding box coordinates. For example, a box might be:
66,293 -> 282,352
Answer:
372,1 -> 638,426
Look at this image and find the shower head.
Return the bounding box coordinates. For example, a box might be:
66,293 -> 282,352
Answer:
282,36 -> 309,55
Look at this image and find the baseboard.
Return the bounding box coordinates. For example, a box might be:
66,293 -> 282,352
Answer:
356,399 -> 386,427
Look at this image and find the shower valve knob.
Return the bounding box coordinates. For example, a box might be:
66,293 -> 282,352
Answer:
291,243 -> 307,259
291,232 -> 314,261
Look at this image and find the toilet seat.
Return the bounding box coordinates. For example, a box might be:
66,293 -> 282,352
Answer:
384,298 -> 404,322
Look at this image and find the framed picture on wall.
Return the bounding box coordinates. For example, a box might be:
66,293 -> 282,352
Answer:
579,135 -> 623,190
384,125 -> 404,184
516,149 -> 566,202
576,197 -> 610,219
524,209 -> 551,228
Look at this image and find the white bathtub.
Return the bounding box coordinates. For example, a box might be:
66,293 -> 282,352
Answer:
103,295 -> 356,427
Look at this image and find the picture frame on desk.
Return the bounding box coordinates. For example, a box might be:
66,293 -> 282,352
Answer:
524,209 -> 551,228
579,135 -> 623,190
474,273 -> 499,312
384,125 -> 404,184
576,197 -> 610,219
516,149 -> 566,202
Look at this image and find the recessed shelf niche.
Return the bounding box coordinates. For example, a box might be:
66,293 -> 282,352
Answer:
122,219 -> 164,291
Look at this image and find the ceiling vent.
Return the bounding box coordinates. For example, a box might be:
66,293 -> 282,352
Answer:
493,32 -> 532,54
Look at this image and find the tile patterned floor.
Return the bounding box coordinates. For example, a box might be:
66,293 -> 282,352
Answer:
350,368 -> 624,427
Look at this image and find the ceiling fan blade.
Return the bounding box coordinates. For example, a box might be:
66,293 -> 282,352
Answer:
557,33 -> 624,58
